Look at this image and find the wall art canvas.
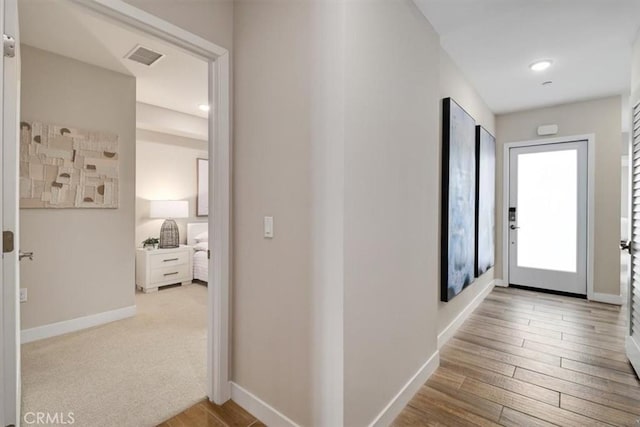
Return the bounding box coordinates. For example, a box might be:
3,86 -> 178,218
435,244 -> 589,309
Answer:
197,158 -> 209,216
475,126 -> 496,277
19,121 -> 119,208
441,98 -> 477,302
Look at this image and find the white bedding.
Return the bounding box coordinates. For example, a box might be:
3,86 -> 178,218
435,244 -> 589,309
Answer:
193,249 -> 209,282
188,223 -> 210,282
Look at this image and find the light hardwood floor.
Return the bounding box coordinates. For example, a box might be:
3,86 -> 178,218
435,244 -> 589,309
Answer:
161,286 -> 639,426
157,399 -> 265,427
393,286 -> 640,426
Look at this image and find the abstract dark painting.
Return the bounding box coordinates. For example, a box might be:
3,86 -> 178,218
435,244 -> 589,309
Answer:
475,126 -> 496,277
441,98 -> 476,302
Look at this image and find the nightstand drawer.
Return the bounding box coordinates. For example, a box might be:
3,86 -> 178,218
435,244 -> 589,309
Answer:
149,251 -> 189,269
150,264 -> 190,284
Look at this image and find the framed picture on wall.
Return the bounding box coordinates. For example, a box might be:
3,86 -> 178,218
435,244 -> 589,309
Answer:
197,158 -> 208,217
475,126 -> 496,277
441,97 -> 477,302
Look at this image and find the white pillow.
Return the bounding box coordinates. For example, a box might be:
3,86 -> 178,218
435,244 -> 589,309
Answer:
194,242 -> 208,252
195,231 -> 208,242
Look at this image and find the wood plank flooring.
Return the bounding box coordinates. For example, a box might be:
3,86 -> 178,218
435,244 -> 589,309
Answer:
394,286 -> 640,427
157,399 -> 264,427
162,287 -> 639,426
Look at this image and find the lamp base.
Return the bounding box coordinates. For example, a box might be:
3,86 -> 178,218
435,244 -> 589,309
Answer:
159,219 -> 180,248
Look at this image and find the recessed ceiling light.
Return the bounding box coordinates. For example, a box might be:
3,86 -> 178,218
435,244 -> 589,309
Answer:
199,104 -> 210,112
530,60 -> 553,72
542,80 -> 553,86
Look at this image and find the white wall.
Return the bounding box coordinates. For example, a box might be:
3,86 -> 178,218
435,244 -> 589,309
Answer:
234,2 -> 314,423
135,129 -> 208,247
122,0 -> 233,51
124,2 -> 498,425
437,48 -> 496,337
342,2 -> 441,425
496,96 -> 622,297
20,45 -> 136,329
136,103 -> 208,141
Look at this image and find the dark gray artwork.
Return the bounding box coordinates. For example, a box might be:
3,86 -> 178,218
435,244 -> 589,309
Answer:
441,98 -> 476,302
475,126 -> 496,277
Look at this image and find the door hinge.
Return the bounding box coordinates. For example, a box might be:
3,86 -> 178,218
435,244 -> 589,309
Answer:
3,34 -> 15,58
3,231 -> 14,253
207,249 -> 210,260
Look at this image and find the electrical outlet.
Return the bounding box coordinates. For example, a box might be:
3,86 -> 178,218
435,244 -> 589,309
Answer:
20,288 -> 27,303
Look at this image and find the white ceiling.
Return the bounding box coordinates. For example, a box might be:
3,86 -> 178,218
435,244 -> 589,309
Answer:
19,0 -> 209,118
414,0 -> 640,114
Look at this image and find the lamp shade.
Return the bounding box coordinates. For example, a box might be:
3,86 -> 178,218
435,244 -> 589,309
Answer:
149,200 -> 189,219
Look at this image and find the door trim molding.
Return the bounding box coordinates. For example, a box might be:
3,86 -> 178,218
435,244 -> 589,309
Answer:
501,134 -> 595,300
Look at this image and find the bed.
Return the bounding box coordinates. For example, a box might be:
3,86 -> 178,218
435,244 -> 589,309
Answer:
187,223 -> 209,282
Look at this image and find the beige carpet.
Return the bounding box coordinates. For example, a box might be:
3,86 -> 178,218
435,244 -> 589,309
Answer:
21,284 -> 208,427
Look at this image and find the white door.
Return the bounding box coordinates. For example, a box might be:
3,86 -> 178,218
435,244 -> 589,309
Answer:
1,0 -> 20,425
508,140 -> 588,295
627,100 -> 640,375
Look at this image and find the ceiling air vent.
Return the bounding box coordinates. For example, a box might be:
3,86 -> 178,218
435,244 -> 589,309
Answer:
125,45 -> 164,66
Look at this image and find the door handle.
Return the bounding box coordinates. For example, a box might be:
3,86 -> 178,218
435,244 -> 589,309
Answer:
510,225 -> 520,230
621,240 -> 632,254
19,251 -> 34,261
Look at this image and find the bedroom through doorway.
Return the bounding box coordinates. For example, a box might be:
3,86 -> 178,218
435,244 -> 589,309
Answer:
17,0 -> 213,425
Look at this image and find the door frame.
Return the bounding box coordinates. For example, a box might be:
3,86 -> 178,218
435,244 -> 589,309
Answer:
501,134 -> 595,300
2,0 -> 20,423
8,0 -> 232,408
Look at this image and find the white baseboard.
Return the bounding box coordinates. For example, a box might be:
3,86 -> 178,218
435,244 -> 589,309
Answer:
493,279 -> 508,288
368,350 -> 440,427
625,335 -> 640,376
231,382 -> 300,427
589,292 -> 623,305
21,305 -> 137,344
437,279 -> 496,349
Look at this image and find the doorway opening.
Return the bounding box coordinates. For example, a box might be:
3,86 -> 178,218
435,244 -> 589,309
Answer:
502,135 -> 595,298
1,0 -> 231,425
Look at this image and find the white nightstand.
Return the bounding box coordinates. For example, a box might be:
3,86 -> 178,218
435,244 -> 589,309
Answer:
135,245 -> 193,293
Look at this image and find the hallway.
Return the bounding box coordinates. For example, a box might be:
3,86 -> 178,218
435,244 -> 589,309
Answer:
393,286 -> 640,426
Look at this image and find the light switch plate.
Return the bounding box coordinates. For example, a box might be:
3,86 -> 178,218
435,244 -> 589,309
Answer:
264,216 -> 274,238
20,288 -> 27,303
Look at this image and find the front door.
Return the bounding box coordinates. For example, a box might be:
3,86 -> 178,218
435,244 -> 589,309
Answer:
508,140 -> 588,295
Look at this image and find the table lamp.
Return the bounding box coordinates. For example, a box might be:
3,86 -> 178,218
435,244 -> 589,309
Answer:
149,200 -> 189,248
